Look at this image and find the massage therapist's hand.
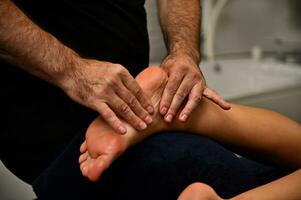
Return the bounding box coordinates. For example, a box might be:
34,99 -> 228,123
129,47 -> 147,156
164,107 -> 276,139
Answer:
159,53 -> 231,123
61,58 -> 154,134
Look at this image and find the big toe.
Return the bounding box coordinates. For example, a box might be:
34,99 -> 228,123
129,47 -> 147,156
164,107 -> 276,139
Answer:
88,156 -> 112,181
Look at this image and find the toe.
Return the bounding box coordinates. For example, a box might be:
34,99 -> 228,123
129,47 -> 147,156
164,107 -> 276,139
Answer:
80,140 -> 87,153
79,151 -> 88,164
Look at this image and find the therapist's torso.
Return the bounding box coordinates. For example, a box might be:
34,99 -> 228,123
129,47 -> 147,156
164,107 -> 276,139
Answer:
0,0 -> 149,183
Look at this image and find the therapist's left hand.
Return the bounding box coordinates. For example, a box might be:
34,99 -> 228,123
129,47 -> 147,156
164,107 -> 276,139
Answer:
159,53 -> 231,123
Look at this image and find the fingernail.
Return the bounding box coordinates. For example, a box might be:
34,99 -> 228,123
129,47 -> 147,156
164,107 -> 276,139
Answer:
138,122 -> 147,130
161,107 -> 167,115
180,114 -> 187,121
226,103 -> 231,109
144,116 -> 153,124
165,114 -> 173,122
147,106 -> 154,114
118,126 -> 127,134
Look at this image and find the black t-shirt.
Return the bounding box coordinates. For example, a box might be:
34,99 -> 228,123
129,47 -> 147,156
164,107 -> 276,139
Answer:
0,0 -> 149,183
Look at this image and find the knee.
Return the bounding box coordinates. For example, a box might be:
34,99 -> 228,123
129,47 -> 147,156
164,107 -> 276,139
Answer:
178,182 -> 220,200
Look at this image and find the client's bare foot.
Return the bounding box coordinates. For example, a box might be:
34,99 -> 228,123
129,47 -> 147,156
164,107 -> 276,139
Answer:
79,66 -> 168,181
177,183 -> 224,200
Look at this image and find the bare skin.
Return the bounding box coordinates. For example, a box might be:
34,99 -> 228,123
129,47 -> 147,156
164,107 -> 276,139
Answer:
179,169 -> 301,200
177,183 -> 222,200
79,66 -> 301,199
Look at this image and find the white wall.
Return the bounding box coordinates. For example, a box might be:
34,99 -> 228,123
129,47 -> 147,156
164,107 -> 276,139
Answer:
145,0 -> 301,63
145,0 -> 167,63
214,0 -> 301,55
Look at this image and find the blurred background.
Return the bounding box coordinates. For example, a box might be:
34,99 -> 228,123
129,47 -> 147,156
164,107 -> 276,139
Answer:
148,0 -> 301,63
1,0 -> 301,199
147,0 -> 301,123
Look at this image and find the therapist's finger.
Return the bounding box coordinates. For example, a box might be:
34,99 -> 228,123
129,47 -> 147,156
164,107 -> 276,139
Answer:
203,87 -> 231,110
121,69 -> 154,114
179,83 -> 203,122
164,76 -> 195,122
159,72 -> 184,116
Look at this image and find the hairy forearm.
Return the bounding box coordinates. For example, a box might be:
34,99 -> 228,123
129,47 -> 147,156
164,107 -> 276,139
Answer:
232,169 -> 301,200
157,0 -> 201,63
0,0 -> 79,87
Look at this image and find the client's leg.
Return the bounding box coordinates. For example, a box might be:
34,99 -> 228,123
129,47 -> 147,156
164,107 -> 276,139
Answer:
80,66 -> 300,181
179,96 -> 301,168
177,183 -> 222,200
178,168 -> 301,200
232,168 -> 301,200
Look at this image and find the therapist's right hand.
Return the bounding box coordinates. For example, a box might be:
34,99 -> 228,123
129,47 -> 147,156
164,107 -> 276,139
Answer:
59,58 -> 154,134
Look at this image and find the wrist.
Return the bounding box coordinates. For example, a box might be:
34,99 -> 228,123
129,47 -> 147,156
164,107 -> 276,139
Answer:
54,51 -> 84,91
168,43 -> 201,65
